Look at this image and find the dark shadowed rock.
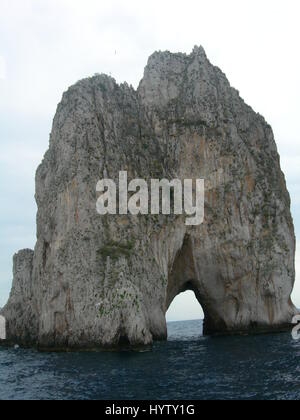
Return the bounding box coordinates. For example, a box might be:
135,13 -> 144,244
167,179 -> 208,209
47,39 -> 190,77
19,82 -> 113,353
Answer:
1,47 -> 297,349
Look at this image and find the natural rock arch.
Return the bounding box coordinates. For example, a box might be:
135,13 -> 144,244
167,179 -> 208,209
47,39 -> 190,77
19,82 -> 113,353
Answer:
165,234 -> 224,335
0,46 -> 297,350
166,289 -> 203,323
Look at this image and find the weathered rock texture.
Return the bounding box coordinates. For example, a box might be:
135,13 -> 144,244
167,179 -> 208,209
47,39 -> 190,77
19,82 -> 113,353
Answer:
1,46 -> 297,349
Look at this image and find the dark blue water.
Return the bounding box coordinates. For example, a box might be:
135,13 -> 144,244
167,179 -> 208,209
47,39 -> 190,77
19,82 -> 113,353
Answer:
1,319 -> 300,400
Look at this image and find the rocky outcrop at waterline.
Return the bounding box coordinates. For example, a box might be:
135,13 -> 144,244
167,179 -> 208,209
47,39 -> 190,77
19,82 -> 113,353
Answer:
0,46 -> 297,350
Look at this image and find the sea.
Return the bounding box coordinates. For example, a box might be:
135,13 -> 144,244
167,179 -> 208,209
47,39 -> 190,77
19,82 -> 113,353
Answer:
0,319 -> 300,400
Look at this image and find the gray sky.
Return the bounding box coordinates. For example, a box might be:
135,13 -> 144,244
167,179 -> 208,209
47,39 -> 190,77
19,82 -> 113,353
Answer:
0,0 -> 299,321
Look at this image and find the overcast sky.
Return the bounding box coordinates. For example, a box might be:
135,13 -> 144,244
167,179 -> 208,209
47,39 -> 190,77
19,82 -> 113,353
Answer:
0,0 -> 299,321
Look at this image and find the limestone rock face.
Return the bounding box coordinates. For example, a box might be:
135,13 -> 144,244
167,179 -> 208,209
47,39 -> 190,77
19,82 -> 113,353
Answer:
1,47 -> 297,349
1,249 -> 37,344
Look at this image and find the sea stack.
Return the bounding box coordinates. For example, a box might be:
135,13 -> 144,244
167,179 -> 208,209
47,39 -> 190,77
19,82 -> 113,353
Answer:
1,46 -> 297,349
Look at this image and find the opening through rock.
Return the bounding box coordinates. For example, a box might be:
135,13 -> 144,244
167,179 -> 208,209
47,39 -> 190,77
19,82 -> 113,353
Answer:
164,234 -> 206,338
166,290 -> 204,323
166,290 -> 204,339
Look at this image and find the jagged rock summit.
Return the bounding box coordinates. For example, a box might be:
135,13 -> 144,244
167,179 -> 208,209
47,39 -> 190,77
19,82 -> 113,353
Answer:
1,46 -> 297,350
